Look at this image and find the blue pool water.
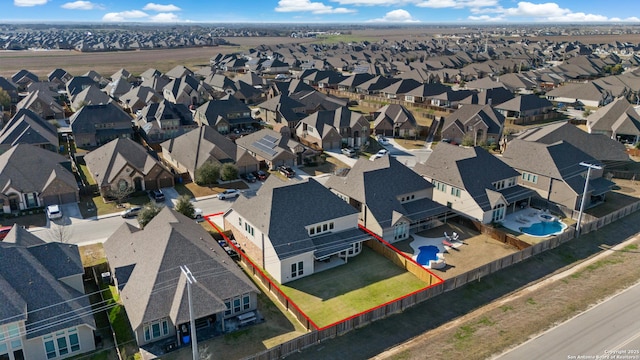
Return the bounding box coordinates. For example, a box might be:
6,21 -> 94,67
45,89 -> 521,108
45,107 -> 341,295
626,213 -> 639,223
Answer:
521,220 -> 567,237
416,245 -> 439,265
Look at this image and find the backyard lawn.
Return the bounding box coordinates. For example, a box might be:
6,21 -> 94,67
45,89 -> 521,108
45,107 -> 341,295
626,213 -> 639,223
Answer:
279,246 -> 430,328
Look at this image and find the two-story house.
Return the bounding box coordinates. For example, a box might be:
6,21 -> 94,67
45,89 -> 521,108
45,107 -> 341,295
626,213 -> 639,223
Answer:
414,143 -> 536,224
193,95 -> 254,134
69,103 -> 133,148
224,177 -> 370,284
136,100 -> 197,144
325,156 -> 448,242
294,107 -> 370,151
441,104 -> 505,146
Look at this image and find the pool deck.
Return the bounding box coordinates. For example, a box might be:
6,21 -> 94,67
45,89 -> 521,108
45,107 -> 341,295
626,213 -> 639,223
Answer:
409,235 -> 448,269
501,208 -> 566,237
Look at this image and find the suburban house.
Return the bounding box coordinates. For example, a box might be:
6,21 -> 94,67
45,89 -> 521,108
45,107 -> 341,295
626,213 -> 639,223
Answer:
545,82 -> 613,108
11,69 -> 39,91
118,85 -> 162,114
70,84 -> 112,112
256,94 -> 307,131
458,87 -> 515,107
15,90 -> 64,120
372,104 -> 420,138
0,228 -> 96,360
0,108 -> 59,152
430,89 -> 475,109
103,207 -> 259,347
441,104 -> 505,145
66,76 -> 97,98
0,144 -> 78,213
295,107 -> 370,150
161,126 -> 260,180
193,95 -> 254,134
414,144 -> 536,224
84,138 -> 174,198
69,103 -> 134,148
404,83 -> 450,104
136,100 -> 197,144
0,76 -> 20,104
224,177 -> 371,284
235,128 -> 303,169
500,139 -> 615,211
513,122 -> 629,163
162,75 -> 212,107
325,156 -> 448,242
586,96 -> 640,144
494,94 -> 555,124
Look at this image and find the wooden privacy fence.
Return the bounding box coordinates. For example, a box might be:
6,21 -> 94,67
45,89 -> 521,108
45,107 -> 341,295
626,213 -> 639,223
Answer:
244,200 -> 640,359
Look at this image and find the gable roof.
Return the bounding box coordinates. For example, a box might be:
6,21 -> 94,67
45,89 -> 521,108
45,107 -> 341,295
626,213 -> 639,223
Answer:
515,122 -> 629,162
587,96 -> 640,136
235,128 -> 299,161
84,138 -> 161,187
0,108 -> 58,148
230,177 -> 365,259
415,144 -> 532,211
373,104 -> 418,129
325,156 -> 446,229
1,224 -> 46,247
0,144 -> 77,195
104,207 -> 258,329
70,103 -> 132,135
0,241 -> 94,337
443,104 -> 505,135
495,94 -> 554,112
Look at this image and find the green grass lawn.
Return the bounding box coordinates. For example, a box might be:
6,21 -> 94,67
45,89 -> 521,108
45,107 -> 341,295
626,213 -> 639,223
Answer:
279,247 -> 429,328
78,163 -> 96,186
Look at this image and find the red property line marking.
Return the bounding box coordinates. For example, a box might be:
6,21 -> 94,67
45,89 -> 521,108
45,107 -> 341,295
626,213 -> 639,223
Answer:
204,214 -> 444,333
204,213 -> 320,331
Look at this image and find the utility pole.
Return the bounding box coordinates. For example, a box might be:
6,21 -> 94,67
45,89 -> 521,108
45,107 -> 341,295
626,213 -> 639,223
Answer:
180,265 -> 199,360
576,162 -> 602,236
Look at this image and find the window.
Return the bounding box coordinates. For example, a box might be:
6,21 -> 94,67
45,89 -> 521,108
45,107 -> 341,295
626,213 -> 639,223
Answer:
243,294 -> 251,310
433,180 -> 447,192
309,227 -> 315,235
69,333 -> 79,352
322,224 -> 328,231
44,338 -> 56,359
291,261 -> 304,278
492,203 -> 506,222
42,328 -> 80,358
394,222 -> 408,240
238,218 -> 242,227
233,298 -> 241,313
308,221 -> 334,236
329,222 -> 334,230
143,319 -> 169,342
450,187 -> 461,197
56,336 -> 68,356
522,172 -> 538,184
507,177 -> 516,187
494,180 -> 505,190
225,301 -> 232,316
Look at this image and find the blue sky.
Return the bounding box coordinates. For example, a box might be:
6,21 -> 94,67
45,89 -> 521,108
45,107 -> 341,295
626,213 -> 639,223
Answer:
2,0 -> 639,23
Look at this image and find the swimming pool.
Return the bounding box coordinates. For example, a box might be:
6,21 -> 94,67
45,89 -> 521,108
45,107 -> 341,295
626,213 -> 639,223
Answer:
415,245 -> 440,266
520,220 -> 567,237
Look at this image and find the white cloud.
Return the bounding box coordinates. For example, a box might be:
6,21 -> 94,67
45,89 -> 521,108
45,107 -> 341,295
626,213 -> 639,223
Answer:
332,0 -> 413,4
143,3 -> 181,12
61,1 -> 102,10
276,0 -> 355,14
14,0 -> 47,6
149,12 -> 179,22
416,0 -> 498,8
468,14 -> 504,21
102,10 -> 148,22
473,1 -> 636,23
368,9 -> 420,22
502,2 -> 569,17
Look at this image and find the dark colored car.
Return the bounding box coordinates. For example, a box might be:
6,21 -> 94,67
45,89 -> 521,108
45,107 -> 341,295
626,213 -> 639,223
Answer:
243,172 -> 257,183
278,165 -> 295,178
149,189 -> 165,202
253,170 -> 267,181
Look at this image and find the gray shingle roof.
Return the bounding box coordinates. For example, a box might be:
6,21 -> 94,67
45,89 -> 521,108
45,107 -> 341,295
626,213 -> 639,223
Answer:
84,137 -> 161,187
230,177 -> 364,259
443,104 -> 505,135
0,108 -> 58,148
0,242 -> 94,337
69,103 -> 133,137
0,144 -> 77,195
326,156 -> 446,229
104,207 -> 258,329
587,97 -> 640,136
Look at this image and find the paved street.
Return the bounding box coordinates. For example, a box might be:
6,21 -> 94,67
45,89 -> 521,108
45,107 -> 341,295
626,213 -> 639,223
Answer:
497,281 -> 640,360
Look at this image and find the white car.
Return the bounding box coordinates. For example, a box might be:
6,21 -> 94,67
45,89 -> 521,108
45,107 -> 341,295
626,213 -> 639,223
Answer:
370,149 -> 389,161
217,189 -> 240,200
46,205 -> 63,220
377,135 -> 389,146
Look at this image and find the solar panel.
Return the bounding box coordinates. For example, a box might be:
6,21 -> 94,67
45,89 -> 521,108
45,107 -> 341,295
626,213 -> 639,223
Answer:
252,140 -> 278,157
262,134 -> 278,144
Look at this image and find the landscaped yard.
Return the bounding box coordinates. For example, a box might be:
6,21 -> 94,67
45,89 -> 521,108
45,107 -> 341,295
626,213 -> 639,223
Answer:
278,246 -> 430,328
298,156 -> 350,176
79,193 -> 151,218
102,284 -> 140,359
175,180 -> 249,199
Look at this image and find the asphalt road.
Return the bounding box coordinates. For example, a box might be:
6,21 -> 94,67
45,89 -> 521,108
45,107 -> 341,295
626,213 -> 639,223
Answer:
497,281 -> 640,360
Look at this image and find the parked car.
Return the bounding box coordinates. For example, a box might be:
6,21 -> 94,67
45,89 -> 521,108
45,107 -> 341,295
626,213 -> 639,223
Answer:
0,226 -> 12,240
194,208 -> 204,222
278,165 -> 295,178
243,172 -> 257,183
218,189 -> 240,200
377,135 -> 389,146
341,147 -> 356,157
253,170 -> 267,181
121,206 -> 142,218
148,189 -> 165,203
46,205 -> 63,220
371,149 -> 389,160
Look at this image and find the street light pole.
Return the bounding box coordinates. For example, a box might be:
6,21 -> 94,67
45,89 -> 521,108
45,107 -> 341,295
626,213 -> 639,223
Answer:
576,162 -> 602,237
180,265 -> 198,360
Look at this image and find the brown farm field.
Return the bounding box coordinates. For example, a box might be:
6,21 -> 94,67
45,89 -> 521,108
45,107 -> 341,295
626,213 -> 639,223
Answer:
0,36 -> 313,78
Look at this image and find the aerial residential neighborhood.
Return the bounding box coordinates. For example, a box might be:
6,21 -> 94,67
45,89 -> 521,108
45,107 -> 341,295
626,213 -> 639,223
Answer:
3,16 -> 640,360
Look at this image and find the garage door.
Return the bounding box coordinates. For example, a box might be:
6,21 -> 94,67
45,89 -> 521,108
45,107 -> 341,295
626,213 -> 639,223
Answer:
43,195 -> 58,206
159,177 -> 174,188
59,192 -> 77,204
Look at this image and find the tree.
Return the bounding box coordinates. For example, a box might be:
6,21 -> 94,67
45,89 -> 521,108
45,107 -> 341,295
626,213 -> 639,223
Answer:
48,222 -> 72,243
137,202 -> 162,229
108,179 -> 134,206
582,109 -> 592,118
0,88 -> 10,110
195,161 -> 220,187
220,163 -> 239,181
174,195 -> 195,219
